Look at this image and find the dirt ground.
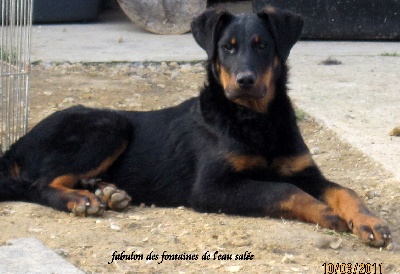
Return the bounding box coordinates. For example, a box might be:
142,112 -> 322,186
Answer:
1,62 -> 399,273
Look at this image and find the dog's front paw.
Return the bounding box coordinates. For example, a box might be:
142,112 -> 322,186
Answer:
94,182 -> 132,210
350,214 -> 391,248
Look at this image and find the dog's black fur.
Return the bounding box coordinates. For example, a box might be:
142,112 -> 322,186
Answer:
0,7 -> 391,247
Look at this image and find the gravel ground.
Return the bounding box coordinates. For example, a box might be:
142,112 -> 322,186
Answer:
1,62 -> 399,273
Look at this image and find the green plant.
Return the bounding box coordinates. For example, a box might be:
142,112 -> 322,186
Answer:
380,51 -> 398,57
295,109 -> 309,121
1,49 -> 17,63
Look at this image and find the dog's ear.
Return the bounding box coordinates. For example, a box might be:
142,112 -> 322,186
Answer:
257,6 -> 303,61
191,9 -> 233,59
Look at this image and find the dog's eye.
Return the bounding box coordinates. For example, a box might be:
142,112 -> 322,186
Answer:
257,43 -> 267,50
223,44 -> 234,52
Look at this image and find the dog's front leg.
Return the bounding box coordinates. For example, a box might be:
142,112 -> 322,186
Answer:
189,161 -> 348,231
285,169 -> 392,248
320,182 -> 392,247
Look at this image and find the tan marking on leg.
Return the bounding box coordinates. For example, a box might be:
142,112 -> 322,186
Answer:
272,153 -> 314,176
279,191 -> 348,230
79,141 -> 128,179
324,188 -> 370,224
49,174 -> 78,189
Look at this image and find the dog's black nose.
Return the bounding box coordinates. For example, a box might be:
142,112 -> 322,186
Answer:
236,72 -> 256,89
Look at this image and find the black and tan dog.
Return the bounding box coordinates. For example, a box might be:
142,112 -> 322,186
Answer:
0,7 -> 391,247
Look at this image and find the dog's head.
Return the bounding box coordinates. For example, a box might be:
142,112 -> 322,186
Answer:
191,7 -> 303,113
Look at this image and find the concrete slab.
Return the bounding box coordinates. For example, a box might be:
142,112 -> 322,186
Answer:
289,42 -> 400,180
31,19 -> 206,63
0,238 -> 84,274
30,7 -> 400,182
30,2 -> 254,63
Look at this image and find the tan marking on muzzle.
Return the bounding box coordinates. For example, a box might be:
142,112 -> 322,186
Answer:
233,67 -> 276,113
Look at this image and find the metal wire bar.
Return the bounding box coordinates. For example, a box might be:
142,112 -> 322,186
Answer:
0,0 -> 32,150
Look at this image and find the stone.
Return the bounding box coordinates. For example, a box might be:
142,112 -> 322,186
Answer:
117,0 -> 207,34
389,127 -> 400,136
0,238 -> 84,274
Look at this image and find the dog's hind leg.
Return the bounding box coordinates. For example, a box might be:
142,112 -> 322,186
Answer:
27,140 -> 131,216
3,106 -> 134,216
32,175 -> 107,216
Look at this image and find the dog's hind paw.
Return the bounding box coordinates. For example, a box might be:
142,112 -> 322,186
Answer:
66,190 -> 106,217
93,182 -> 132,210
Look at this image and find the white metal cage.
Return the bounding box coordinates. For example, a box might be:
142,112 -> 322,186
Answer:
0,0 -> 32,150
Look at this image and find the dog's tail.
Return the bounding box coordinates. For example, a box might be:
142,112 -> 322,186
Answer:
0,149 -> 29,201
